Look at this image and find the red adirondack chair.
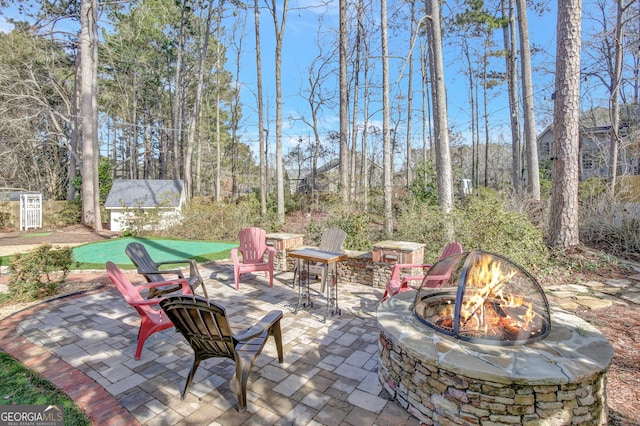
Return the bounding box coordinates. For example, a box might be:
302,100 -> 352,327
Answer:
230,227 -> 276,290
106,261 -> 193,360
381,242 -> 463,302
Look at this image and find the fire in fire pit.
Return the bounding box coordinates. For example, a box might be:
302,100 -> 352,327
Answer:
413,250 -> 550,345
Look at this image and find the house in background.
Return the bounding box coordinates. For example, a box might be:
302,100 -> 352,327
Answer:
288,158 -> 383,195
537,105 -> 640,182
104,179 -> 186,232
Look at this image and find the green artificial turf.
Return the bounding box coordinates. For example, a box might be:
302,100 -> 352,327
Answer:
72,237 -> 236,266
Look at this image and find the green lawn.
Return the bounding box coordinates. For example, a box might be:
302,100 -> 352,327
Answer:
0,352 -> 90,425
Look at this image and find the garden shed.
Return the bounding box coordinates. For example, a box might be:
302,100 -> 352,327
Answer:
104,179 -> 186,232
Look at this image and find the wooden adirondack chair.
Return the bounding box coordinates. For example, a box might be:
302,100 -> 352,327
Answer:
307,228 -> 347,292
230,227 -> 276,290
381,242 -> 463,302
125,242 -> 207,299
159,295 -> 284,412
105,261 -> 193,360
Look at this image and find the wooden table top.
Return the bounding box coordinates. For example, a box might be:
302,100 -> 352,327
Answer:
288,248 -> 348,264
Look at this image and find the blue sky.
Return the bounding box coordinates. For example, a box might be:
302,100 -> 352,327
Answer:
227,0 -> 564,162
0,1 -> 613,164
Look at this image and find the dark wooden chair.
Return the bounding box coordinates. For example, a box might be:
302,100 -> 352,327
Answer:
159,295 -> 284,413
308,228 -> 347,292
106,261 -> 193,360
125,241 -> 208,298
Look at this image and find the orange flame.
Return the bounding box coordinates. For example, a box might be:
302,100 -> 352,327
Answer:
459,253 -> 538,338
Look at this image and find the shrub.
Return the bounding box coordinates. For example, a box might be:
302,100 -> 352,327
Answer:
52,201 -> 82,226
327,210 -> 373,251
579,194 -> 640,261
164,195 -> 278,241
8,245 -> 74,302
452,192 -> 549,269
394,201 -> 450,262
395,190 -> 549,269
305,208 -> 374,251
0,202 -> 11,229
409,161 -> 439,205
578,177 -> 607,204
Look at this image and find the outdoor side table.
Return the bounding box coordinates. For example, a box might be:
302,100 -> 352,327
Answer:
289,248 -> 348,322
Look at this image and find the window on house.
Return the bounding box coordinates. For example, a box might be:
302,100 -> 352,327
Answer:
582,152 -> 595,171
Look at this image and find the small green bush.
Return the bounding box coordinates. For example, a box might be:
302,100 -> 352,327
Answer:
452,192 -> 549,269
409,161 -> 439,205
306,209 -> 374,251
327,210 -> 373,251
0,203 -> 11,229
164,195 -> 277,241
8,245 -> 74,302
578,177 -> 607,204
52,201 -> 82,226
395,190 -> 549,269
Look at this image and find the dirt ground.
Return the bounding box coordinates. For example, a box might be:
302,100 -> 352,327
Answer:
0,225 -> 638,424
0,225 -> 115,257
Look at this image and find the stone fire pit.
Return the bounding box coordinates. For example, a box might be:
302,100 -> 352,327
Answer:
377,292 -> 614,425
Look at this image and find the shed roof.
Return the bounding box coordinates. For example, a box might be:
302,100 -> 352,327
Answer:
105,179 -> 184,209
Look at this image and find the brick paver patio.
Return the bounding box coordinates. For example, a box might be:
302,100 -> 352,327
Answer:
0,264 -> 421,426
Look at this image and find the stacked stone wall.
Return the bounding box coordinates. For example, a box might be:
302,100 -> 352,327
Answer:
337,252 -> 374,287
378,331 -> 608,425
281,247 -> 419,291
273,238 -> 429,291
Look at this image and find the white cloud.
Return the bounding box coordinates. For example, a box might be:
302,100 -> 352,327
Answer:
0,16 -> 14,33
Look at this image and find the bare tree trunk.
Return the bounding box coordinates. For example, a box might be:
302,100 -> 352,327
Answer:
268,0 -> 289,224
503,0 -> 522,193
382,0 -> 393,235
362,40 -> 371,211
516,0 -> 540,199
462,40 -> 477,189
68,54 -> 80,201
339,0 -> 349,204
80,0 -> 102,230
483,36 -> 490,187
635,3 -> 640,105
350,10 -> 361,202
90,0 -> 102,230
420,40 -> 432,163
230,12 -> 246,200
185,1 -> 215,199
131,77 -> 138,179
474,81 -> 480,187
426,0 -> 453,212
158,86 -> 168,179
195,114 -> 202,195
172,3 -> 188,180
215,1 -> 223,201
304,50 -> 327,210
548,0 -> 582,248
405,2 -> 416,187
607,0 -> 627,196
255,0 -> 267,215
144,113 -> 153,179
